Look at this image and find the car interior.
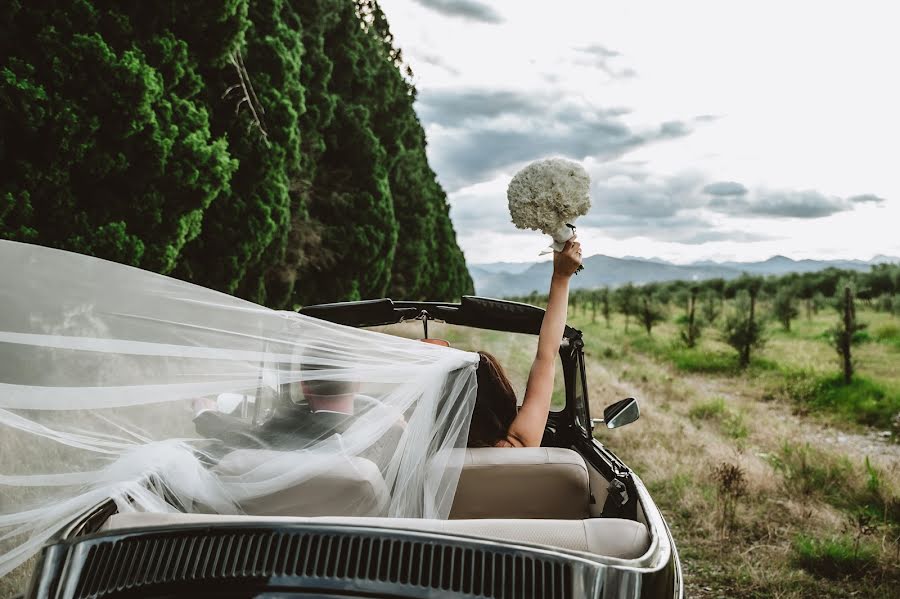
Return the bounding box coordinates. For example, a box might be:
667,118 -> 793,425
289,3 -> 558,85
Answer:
100,445 -> 652,562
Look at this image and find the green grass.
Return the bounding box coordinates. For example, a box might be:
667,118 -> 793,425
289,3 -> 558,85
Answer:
872,322 -> 900,349
777,371 -> 900,430
689,397 -> 749,441
689,397 -> 727,420
792,535 -> 880,580
569,305 -> 900,430
767,442 -> 854,499
668,347 -> 740,374
768,442 -> 900,528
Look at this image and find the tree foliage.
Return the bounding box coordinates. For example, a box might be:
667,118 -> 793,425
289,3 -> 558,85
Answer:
1,0 -> 472,307
638,292 -> 666,335
831,283 -> 867,384
679,286 -> 701,347
614,283 -> 637,332
772,285 -> 800,331
723,289 -> 765,369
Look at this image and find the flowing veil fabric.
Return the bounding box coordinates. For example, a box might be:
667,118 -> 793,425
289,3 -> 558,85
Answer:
0,240 -> 479,577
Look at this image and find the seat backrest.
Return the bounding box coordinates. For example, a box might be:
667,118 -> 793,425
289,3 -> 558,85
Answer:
450,447 -> 591,519
214,450 -> 389,517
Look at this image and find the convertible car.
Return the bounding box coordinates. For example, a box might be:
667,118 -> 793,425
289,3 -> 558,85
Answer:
17,296 -> 681,599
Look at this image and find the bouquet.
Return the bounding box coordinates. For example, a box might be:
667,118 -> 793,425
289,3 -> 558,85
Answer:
507,157 -> 591,270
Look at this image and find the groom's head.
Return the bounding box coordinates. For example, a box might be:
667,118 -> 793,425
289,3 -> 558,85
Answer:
295,344 -> 359,413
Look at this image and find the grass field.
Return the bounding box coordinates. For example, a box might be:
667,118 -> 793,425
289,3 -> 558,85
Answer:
568,305 -> 900,598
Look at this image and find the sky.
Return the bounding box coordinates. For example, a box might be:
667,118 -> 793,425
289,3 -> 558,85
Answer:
377,0 -> 900,265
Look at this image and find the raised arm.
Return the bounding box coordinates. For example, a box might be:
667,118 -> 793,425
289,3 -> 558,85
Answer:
502,238 -> 582,447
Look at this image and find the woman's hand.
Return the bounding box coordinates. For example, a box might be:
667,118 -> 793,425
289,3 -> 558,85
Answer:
553,236 -> 582,278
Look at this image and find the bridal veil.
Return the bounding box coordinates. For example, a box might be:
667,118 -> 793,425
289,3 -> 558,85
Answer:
0,240 -> 479,577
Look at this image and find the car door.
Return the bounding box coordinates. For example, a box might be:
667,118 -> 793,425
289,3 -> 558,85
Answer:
564,336 -> 640,520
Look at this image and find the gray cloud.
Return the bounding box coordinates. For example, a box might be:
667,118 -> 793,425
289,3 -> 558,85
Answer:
848,193 -> 887,204
411,0 -> 503,24
417,89 -> 692,190
680,229 -> 774,244
414,51 -> 461,76
703,181 -> 748,196
416,90 -> 544,125
572,44 -> 636,79
576,164 -> 722,244
584,166 -> 706,221
575,44 -> 620,59
708,190 -> 848,218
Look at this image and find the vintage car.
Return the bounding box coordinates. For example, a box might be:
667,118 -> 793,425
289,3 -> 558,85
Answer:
18,296 -> 681,599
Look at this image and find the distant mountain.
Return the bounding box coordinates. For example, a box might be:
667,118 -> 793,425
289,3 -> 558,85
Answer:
622,255 -> 673,265
470,254 -> 884,297
871,254 -> 900,264
469,261 -> 536,275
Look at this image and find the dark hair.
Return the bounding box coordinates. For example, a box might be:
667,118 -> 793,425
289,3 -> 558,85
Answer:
467,351 -> 518,447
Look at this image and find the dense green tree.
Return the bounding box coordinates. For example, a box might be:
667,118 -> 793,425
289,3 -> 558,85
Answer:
1,1 -> 236,272
177,0 -> 305,305
1,0 -> 472,307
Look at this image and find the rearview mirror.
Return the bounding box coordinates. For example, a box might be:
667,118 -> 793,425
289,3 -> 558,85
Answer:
601,397 -> 640,429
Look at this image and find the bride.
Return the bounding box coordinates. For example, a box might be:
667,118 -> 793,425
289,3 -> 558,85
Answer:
467,237 -> 582,448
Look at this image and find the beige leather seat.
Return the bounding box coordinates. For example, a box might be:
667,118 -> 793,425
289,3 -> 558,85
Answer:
103,512 -> 651,560
451,448 -> 591,519
216,447 -> 592,520
214,450 -> 388,517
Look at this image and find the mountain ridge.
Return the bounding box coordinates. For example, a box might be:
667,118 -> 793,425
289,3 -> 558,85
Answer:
470,254 -> 899,297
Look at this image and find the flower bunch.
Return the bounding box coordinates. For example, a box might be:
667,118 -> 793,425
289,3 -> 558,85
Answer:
506,157 -> 591,239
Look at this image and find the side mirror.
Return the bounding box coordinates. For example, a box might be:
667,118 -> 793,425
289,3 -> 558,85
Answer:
593,397 -> 640,429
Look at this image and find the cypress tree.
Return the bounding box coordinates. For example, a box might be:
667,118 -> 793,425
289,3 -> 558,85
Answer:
0,1 -> 236,272
1,0 -> 473,306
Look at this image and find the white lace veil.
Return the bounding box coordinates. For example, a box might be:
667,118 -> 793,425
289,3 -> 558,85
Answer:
0,240 -> 479,577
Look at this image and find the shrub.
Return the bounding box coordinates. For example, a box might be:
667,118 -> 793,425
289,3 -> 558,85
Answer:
722,289 -> 765,368
772,286 -> 800,331
831,284 -> 866,384
712,462 -> 747,537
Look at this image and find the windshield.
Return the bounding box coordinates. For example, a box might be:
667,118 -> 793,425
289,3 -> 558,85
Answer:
370,321 -> 567,411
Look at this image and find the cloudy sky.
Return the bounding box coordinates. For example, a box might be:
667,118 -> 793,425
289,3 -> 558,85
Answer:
379,0 -> 899,265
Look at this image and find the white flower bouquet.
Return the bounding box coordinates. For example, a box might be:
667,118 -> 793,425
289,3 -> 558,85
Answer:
507,157 -> 591,271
